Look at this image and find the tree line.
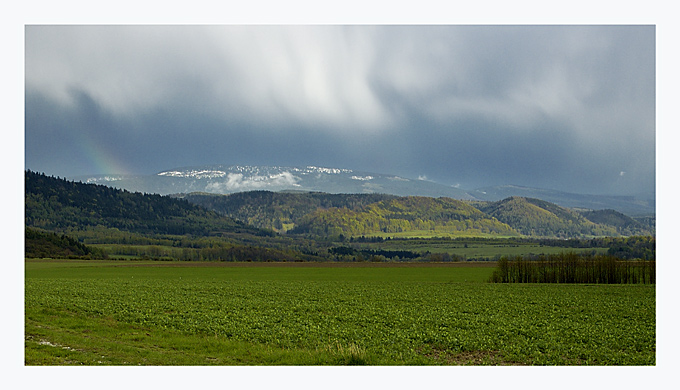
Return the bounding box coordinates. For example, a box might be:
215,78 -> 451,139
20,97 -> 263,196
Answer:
490,252 -> 655,284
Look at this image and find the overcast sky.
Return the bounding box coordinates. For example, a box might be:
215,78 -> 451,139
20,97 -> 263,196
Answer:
24,24 -> 655,195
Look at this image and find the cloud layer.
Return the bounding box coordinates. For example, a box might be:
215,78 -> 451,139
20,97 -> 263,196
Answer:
25,25 -> 655,195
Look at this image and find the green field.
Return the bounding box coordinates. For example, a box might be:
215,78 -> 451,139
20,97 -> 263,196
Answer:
25,260 -> 655,365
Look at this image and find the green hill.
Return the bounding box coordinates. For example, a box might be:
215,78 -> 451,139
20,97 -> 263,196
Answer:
289,196 -> 519,238
180,191 -> 397,233
476,196 -> 619,238
577,209 -> 653,236
182,191 -> 652,239
25,170 -> 259,236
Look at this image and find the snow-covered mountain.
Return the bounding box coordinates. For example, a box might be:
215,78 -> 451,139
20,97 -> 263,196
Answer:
71,164 -> 655,216
73,165 -> 475,199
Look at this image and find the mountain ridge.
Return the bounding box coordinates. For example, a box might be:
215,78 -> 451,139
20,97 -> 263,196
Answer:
27,170 -> 654,240
71,164 -> 655,216
182,191 -> 654,239
73,164 -> 473,200
25,170 -> 257,237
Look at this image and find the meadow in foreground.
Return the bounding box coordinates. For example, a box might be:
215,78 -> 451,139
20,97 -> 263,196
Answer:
25,260 -> 655,365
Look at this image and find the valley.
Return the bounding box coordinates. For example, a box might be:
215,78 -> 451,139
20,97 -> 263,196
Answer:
24,169 -> 656,366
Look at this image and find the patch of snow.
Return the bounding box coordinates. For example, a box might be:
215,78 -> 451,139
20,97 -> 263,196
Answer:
304,166 -> 352,175
158,170 -> 226,179
351,175 -> 374,181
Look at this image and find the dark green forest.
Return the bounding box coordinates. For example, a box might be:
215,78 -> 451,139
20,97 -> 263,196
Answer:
25,170 -> 262,236
25,227 -> 106,259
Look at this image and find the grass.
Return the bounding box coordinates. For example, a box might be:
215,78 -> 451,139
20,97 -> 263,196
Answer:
26,306 -> 370,365
25,260 -> 655,366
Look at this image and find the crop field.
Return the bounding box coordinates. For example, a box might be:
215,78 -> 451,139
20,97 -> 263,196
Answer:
25,260 -> 655,366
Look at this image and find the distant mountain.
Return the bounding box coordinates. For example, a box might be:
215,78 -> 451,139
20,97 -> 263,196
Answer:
72,165 -> 655,216
72,165 -> 474,199
470,185 -> 655,216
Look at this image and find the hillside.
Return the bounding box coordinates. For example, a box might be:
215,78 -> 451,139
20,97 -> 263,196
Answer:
289,196 -> 519,238
180,191 -> 398,233
25,227 -> 106,259
181,191 -> 654,239
182,191 -> 518,237
476,197 -> 620,238
470,184 -> 655,216
26,171 -> 654,245
577,209 -> 654,236
25,170 -> 259,236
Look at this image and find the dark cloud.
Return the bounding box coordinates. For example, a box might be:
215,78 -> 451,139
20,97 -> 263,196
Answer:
24,25 -> 655,195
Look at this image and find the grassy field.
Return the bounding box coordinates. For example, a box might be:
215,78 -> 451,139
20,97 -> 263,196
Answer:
25,259 -> 655,366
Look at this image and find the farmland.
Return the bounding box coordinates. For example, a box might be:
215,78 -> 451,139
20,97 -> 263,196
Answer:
25,260 -> 655,366
23,172 -> 657,368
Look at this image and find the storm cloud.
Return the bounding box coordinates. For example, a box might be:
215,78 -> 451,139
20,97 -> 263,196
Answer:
25,25 -> 655,195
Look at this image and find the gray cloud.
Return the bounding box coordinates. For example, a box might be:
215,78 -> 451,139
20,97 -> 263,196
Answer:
25,25 -> 655,195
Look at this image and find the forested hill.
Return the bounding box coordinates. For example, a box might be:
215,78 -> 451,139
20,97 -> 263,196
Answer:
576,209 -> 655,236
182,191 -> 654,239
475,197 -> 632,237
183,191 -> 517,237
25,171 -> 654,241
25,170 -> 258,236
25,227 -> 106,259
180,191 -> 398,233
290,196 -> 519,238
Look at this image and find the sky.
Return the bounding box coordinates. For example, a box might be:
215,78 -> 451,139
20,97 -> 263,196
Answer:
24,24 -> 656,196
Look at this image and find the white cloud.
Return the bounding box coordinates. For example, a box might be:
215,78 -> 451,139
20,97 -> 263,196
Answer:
25,25 -> 392,132
25,25 -> 654,142
205,172 -> 300,192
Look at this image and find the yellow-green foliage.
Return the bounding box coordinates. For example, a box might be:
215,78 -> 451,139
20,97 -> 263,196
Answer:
293,196 -> 518,237
480,197 -> 618,238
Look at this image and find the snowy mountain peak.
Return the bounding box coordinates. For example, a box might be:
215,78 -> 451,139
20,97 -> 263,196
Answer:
69,164 -> 654,215
77,164 -> 472,200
